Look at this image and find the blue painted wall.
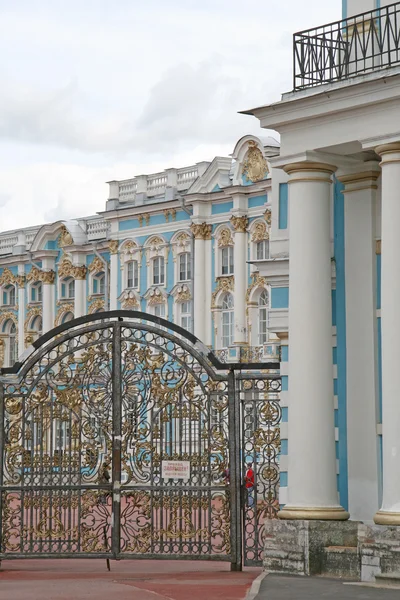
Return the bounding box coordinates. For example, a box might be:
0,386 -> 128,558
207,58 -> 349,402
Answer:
333,179 -> 348,510
271,287 -> 289,309
211,201 -> 233,215
279,183 -> 288,230
248,194 -> 267,209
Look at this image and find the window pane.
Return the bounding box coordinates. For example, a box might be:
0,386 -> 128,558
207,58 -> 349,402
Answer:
37,284 -> 42,302
222,247 -> 233,275
127,261 -> 137,288
9,287 -> 15,305
68,280 -> 75,298
99,276 -> 105,295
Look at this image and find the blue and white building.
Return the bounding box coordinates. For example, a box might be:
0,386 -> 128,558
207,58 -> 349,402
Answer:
0,134 -> 288,374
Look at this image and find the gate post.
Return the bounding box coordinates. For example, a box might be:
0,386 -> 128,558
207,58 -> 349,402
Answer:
228,369 -> 242,571
111,322 -> 122,557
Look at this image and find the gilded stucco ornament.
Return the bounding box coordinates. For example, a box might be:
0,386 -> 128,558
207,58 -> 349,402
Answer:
190,223 -> 212,240
54,303 -> 74,327
245,273 -> 267,304
217,228 -> 234,248
242,141 -> 268,183
25,306 -> 42,332
148,288 -> 165,306
251,221 -> 269,243
27,266 -> 55,285
122,296 -> 139,310
58,257 -> 87,280
88,256 -> 104,274
0,268 -> 25,287
264,209 -> 272,226
58,226 -> 73,248
0,311 -> 18,332
108,239 -> 119,254
88,298 -> 105,313
138,214 -> 150,227
164,209 -> 177,222
175,285 -> 191,303
230,215 -> 249,233
211,276 -> 234,308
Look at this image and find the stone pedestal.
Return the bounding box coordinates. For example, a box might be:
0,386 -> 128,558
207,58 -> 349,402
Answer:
263,519 -> 400,582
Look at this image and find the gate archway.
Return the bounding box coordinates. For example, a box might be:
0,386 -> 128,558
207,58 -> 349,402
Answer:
0,311 -> 281,568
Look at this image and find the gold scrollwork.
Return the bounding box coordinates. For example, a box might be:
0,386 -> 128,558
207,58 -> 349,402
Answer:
0,268 -> 25,287
109,239 -> 119,254
230,215 -> 249,233
58,226 -> 74,247
190,222 -> 212,240
58,257 -> 87,280
242,141 -> 268,183
211,276 -> 234,308
217,227 -> 234,248
251,221 -> 269,242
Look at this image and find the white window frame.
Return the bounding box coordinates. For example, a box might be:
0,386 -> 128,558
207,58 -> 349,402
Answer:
258,290 -> 269,345
126,260 -> 139,289
256,239 -> 270,261
180,301 -> 192,332
30,281 -> 43,304
92,271 -> 105,296
152,256 -> 165,286
2,284 -> 16,307
221,293 -> 234,348
153,303 -> 166,318
221,247 -> 234,276
179,253 -> 191,282
60,277 -> 75,300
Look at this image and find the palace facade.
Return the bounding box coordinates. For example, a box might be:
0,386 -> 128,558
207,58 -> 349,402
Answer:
0,134 -> 288,371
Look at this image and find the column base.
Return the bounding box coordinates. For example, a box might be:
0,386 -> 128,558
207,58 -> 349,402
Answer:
374,510 -> 400,526
278,506 -> 350,521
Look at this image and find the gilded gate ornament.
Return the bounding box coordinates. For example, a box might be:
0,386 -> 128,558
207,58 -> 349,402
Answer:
0,314 -> 281,567
242,141 -> 268,183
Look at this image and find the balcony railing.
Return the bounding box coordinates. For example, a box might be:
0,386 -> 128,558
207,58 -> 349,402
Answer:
213,343 -> 281,365
293,1 -> 400,90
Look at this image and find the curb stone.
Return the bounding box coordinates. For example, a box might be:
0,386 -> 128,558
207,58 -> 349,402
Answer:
244,571 -> 268,600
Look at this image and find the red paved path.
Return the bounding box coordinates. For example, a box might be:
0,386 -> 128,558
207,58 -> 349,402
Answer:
0,559 -> 261,600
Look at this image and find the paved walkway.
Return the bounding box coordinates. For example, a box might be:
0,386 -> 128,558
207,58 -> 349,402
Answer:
255,575 -> 400,600
0,559 -> 260,600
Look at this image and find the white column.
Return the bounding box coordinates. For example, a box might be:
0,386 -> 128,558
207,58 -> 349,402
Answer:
191,223 -> 211,343
279,161 -> 349,521
204,237 -> 212,346
231,215 -> 248,345
374,143 -> 400,525
42,259 -> 55,333
338,167 -> 380,521
72,255 -> 87,318
109,241 -> 119,310
17,265 -> 26,356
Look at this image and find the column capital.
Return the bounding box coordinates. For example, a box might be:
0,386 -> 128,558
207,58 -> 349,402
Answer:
190,222 -> 212,240
337,164 -> 380,193
283,161 -> 337,184
376,142 -> 400,165
230,215 -> 249,233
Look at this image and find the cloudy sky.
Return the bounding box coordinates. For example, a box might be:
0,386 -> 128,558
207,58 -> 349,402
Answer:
0,0 -> 340,232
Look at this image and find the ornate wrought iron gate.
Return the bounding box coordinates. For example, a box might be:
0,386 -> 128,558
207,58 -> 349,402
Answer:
0,312 -> 281,568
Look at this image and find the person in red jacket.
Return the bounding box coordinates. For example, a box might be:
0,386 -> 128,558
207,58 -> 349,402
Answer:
244,462 -> 255,507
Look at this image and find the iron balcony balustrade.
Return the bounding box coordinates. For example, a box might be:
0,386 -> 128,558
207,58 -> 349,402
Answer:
293,1 -> 400,90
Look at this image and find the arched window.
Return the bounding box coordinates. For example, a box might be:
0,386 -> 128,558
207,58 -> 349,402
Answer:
31,316 -> 43,338
127,261 -> 139,289
62,311 -> 74,324
92,271 -> 105,295
153,257 -> 165,285
221,293 -> 234,348
3,285 -> 16,306
30,281 -> 42,303
4,320 -> 17,365
61,277 -> 75,299
179,253 -> 191,281
221,247 -> 234,276
258,290 -> 269,345
256,240 -> 270,260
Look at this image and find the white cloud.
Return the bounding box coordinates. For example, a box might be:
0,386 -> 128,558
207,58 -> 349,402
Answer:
0,0 -> 341,230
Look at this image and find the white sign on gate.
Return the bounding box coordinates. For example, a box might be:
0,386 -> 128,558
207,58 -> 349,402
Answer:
161,460 -> 190,480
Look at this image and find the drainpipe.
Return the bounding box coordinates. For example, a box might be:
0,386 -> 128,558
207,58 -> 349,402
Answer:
93,245 -> 109,311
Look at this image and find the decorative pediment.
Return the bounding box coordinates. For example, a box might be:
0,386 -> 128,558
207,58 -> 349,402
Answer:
0,268 -> 25,288
246,273 -> 267,304
172,284 -> 192,303
88,256 -> 104,274
144,287 -> 166,306
27,266 -> 55,285
88,298 -> 105,313
211,276 -> 234,308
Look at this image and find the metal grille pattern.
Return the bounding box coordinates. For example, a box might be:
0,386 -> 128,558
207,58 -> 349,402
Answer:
294,1 -> 400,90
239,376 -> 282,566
0,312 -> 281,566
